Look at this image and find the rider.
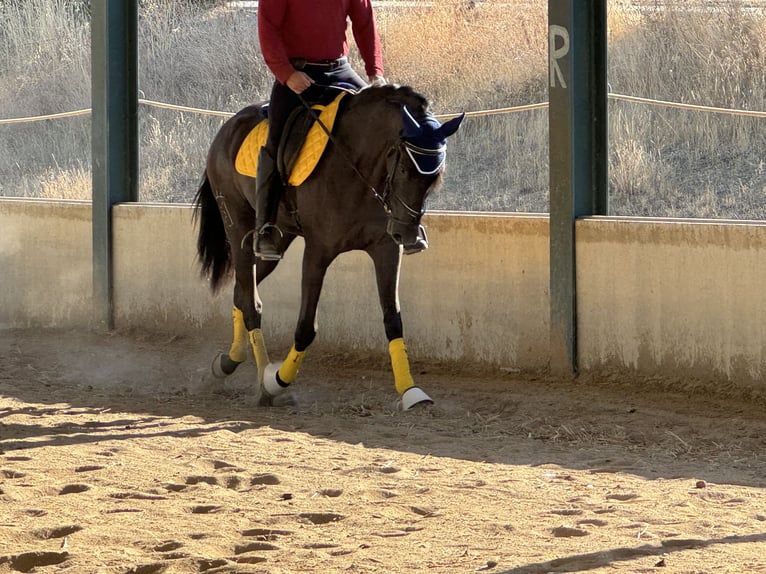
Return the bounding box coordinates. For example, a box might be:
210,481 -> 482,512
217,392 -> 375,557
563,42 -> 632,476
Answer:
256,0 -> 385,260
256,0 -> 427,260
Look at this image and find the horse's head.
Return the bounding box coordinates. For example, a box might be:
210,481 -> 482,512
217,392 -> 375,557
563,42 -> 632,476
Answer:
381,105 -> 465,251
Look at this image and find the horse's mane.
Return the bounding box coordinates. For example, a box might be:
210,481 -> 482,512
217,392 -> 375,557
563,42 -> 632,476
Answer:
346,84 -> 431,118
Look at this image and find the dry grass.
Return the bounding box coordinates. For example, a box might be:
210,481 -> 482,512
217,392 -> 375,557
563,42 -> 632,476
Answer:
1,0 -> 765,217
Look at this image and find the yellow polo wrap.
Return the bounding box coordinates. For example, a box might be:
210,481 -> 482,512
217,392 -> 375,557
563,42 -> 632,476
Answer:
277,345 -> 305,384
248,328 -> 270,380
228,307 -> 248,363
389,338 -> 415,395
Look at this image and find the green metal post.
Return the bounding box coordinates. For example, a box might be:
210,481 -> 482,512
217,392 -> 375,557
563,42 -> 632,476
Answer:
91,1 -> 139,329
548,0 -> 608,374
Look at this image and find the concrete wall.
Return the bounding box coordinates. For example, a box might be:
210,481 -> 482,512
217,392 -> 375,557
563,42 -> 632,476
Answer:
111,204 -> 551,370
577,216 -> 766,391
4,198 -> 766,391
0,199 -> 92,328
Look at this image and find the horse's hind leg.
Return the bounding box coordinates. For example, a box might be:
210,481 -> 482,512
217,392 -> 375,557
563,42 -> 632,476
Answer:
211,210 -> 263,379
211,305 -> 251,377
213,258 -> 267,373
210,184 -> 290,385
368,242 -> 433,410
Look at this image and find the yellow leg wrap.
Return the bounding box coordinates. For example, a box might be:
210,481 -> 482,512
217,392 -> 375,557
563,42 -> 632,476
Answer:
277,346 -> 305,385
248,329 -> 270,383
228,308 -> 248,363
389,338 -> 415,395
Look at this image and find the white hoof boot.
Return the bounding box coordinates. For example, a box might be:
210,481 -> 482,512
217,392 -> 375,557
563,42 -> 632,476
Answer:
211,353 -> 241,379
262,362 -> 287,398
211,354 -> 228,379
399,386 -> 433,411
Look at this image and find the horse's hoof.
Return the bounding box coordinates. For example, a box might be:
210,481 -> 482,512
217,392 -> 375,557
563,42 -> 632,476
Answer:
211,353 -> 242,379
257,389 -> 297,408
399,386 -> 434,411
261,362 -> 289,397
257,388 -> 276,407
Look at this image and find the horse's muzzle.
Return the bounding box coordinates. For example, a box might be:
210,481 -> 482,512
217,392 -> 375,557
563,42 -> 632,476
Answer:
387,219 -> 427,253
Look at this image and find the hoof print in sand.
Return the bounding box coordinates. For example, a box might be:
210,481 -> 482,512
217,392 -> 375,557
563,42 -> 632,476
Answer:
302,542 -> 340,549
75,465 -> 105,473
165,483 -> 187,492
410,506 -> 439,517
549,509 -> 584,516
241,528 -> 293,541
1,469 -> 26,479
186,475 -> 218,486
124,562 -> 167,574
223,475 -> 242,490
551,526 -> 589,537
59,484 -> 90,495
1,551 -> 70,572
297,512 -> 345,525
316,488 -> 343,497
109,492 -> 167,501
34,525 -> 83,540
152,541 -> 184,553
195,558 -> 229,570
190,505 -> 224,514
250,473 -> 280,486
234,541 -> 280,554
212,460 -> 244,472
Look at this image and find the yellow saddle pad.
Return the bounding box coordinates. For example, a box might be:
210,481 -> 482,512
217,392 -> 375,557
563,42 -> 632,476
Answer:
234,92 -> 347,187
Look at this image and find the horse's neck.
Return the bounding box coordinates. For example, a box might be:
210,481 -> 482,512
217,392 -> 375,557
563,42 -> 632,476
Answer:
338,102 -> 396,162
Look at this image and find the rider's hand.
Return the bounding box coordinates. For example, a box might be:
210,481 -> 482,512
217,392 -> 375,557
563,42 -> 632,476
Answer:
286,71 -> 314,94
368,75 -> 387,87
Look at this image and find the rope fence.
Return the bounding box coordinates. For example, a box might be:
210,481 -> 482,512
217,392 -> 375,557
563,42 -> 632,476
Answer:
2,93 -> 766,125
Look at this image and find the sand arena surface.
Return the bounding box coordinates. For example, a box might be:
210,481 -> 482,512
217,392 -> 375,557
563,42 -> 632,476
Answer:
1,328 -> 766,573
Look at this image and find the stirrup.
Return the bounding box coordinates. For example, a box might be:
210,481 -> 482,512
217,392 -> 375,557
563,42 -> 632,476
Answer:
255,224 -> 284,261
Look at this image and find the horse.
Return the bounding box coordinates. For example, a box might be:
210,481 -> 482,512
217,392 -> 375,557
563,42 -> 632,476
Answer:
193,84 -> 464,410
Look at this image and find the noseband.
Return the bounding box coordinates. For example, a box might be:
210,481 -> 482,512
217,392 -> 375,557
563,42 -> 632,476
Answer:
377,139 -> 443,226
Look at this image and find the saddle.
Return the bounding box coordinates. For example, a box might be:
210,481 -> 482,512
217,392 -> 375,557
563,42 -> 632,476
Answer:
234,88 -> 351,186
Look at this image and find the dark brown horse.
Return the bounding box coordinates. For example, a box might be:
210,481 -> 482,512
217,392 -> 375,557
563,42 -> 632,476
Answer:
194,84 -> 463,409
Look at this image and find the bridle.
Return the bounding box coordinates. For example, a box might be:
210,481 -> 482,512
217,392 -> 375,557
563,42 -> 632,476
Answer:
296,87 -> 442,227
379,139 -> 443,227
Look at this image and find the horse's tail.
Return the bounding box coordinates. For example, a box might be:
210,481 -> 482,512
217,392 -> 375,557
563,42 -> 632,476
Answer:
193,171 -> 230,293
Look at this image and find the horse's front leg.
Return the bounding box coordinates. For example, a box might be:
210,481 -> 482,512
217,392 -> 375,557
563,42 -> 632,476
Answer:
260,248 -> 332,405
368,242 -> 433,410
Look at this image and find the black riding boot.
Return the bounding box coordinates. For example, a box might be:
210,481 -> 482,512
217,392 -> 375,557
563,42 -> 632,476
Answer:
254,147 -> 284,261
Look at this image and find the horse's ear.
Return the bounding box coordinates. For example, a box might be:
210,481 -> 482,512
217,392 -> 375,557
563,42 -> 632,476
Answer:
401,105 -> 423,138
436,112 -> 465,139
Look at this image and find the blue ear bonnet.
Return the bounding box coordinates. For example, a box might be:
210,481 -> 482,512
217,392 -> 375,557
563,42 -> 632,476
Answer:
400,106 -> 465,175
405,114 -> 446,175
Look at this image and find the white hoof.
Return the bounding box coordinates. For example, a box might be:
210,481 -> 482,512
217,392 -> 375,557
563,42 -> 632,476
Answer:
262,362 -> 287,398
211,353 -> 229,379
211,353 -> 243,379
399,386 -> 433,411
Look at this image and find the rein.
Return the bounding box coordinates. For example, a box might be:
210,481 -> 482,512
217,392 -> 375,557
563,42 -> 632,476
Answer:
295,86 -> 439,220
296,88 -> 384,206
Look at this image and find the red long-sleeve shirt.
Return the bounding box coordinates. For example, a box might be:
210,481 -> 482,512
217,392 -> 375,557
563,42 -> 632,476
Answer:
258,0 -> 384,85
